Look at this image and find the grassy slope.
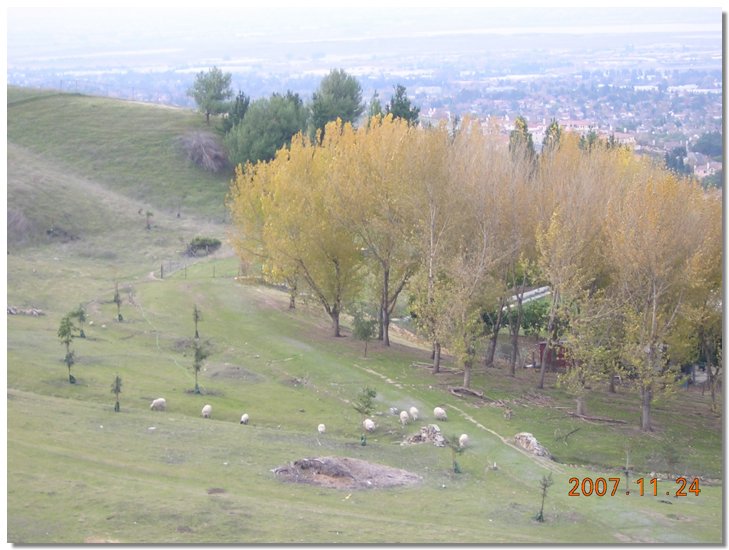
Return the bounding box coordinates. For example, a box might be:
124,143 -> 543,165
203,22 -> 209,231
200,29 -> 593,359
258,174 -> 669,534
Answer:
7,87 -> 230,223
6,86 -> 722,543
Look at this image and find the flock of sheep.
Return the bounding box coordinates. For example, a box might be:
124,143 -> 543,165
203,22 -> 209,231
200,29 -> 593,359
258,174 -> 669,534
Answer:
150,398 -> 469,449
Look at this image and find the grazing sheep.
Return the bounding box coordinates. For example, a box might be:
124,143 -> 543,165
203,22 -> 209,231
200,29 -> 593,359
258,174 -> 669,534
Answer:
409,406 -> 419,421
399,410 -> 410,426
240,413 -> 249,425
201,404 -> 212,418
459,433 -> 470,448
150,398 -> 166,411
318,423 -> 326,435
433,406 -> 447,421
363,418 -> 376,432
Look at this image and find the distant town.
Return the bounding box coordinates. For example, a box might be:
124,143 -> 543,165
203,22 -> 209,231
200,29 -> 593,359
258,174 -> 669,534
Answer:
8,8 -> 722,185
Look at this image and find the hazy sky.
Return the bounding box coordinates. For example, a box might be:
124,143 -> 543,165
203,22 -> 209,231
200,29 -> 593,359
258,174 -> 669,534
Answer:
7,6 -> 721,63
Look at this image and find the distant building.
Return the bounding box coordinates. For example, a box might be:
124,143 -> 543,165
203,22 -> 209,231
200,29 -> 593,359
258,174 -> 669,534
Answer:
559,119 -> 594,133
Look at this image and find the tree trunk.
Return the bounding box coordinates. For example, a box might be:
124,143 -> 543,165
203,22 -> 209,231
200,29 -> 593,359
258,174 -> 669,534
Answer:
377,296 -> 384,341
485,296 -> 505,369
331,310 -> 341,337
575,396 -> 586,416
289,292 -> 296,310
538,292 -> 560,390
608,374 -> 616,393
640,386 -> 653,431
463,357 -> 472,389
537,354 -> 548,390
382,268 -> 391,347
433,342 -> 441,373
509,297 -> 524,376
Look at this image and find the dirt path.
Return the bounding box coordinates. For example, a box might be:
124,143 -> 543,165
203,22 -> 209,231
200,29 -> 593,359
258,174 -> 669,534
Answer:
354,363 -> 564,474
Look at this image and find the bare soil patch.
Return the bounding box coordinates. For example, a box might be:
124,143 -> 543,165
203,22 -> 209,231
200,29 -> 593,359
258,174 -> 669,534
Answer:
272,456 -> 421,490
204,362 -> 263,382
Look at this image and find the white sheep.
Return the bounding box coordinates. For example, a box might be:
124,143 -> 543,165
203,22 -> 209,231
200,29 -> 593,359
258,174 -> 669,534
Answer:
363,418 -> 376,432
399,410 -> 410,426
409,406 -> 419,421
318,423 -> 326,435
459,433 -> 470,448
150,398 -> 166,411
201,404 -> 212,418
240,413 -> 249,425
433,406 -> 447,421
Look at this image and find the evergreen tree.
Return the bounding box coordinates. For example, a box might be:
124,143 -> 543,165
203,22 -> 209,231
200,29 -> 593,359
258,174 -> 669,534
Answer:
310,69 -> 364,139
386,84 -> 420,125
222,90 -> 250,134
187,66 -> 234,125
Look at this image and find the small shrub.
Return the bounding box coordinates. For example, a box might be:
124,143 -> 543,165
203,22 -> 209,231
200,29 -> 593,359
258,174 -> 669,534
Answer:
352,386 -> 377,417
352,312 -> 376,357
111,375 -> 122,412
186,236 -> 222,257
535,473 -> 554,522
178,131 -> 228,173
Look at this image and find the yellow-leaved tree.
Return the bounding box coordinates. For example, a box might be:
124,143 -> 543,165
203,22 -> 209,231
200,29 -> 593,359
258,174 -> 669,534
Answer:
339,114 -> 421,346
606,166 -> 709,431
406,120 -> 453,371
534,135 -> 627,390
228,127 -> 364,336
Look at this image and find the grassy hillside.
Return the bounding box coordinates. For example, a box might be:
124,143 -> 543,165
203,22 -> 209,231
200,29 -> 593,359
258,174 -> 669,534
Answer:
7,86 -> 230,223
7,86 -> 722,543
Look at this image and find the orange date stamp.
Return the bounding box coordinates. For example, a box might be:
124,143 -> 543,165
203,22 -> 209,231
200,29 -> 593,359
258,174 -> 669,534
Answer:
568,476 -> 701,497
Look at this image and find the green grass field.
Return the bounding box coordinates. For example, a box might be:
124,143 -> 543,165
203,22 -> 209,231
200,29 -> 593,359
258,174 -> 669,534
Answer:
6,86 -> 723,543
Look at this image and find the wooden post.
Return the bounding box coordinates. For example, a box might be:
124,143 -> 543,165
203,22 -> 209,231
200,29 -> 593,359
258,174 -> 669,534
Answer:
160,264 -> 164,279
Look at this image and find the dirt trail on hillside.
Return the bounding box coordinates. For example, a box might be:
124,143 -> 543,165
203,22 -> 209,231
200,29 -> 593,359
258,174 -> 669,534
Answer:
352,363 -> 564,474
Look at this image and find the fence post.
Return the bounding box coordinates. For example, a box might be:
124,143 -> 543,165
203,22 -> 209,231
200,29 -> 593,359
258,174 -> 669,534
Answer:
160,264 -> 164,279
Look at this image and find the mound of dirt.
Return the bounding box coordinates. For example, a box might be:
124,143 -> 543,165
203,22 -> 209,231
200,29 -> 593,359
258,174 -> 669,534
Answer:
272,456 -> 421,490
204,363 -> 262,382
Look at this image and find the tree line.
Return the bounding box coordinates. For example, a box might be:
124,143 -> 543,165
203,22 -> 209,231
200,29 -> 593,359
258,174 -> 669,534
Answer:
227,112 -> 721,433
187,66 -> 420,170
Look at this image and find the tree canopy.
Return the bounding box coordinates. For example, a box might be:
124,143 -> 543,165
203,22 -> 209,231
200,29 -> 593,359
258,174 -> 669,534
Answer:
227,115 -> 721,426
187,66 -> 233,125
222,90 -> 250,134
692,131 -> 722,158
225,91 -> 308,167
386,84 -> 420,125
509,115 -> 535,160
310,69 -> 364,138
